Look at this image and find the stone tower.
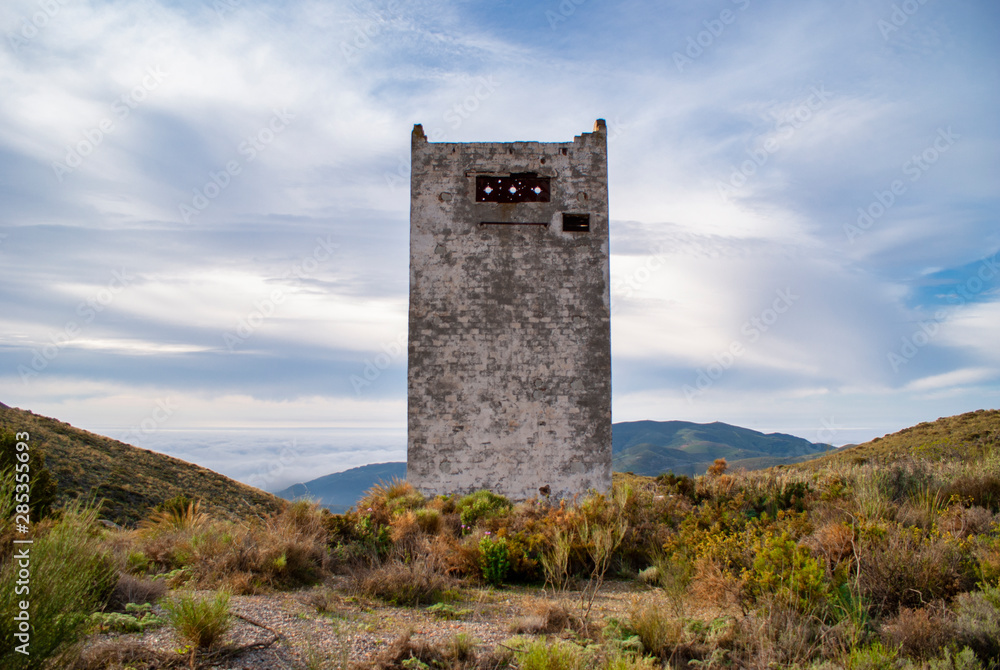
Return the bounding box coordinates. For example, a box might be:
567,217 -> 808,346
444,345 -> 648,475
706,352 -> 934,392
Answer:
406,120 -> 611,500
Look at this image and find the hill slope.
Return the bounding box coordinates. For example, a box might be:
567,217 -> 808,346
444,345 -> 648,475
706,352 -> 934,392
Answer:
612,420 -> 833,476
0,403 -> 284,526
799,408 -> 1000,468
275,462 -> 407,513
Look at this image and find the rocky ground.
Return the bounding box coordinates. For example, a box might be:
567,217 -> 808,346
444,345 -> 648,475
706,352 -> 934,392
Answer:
81,579 -> 656,669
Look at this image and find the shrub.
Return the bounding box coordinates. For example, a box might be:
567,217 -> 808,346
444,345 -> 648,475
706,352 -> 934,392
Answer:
140,498 -> 207,533
926,647 -> 984,670
389,511 -> 427,560
655,472 -> 696,500
852,469 -> 893,521
426,602 -> 471,620
456,490 -> 512,528
104,572 -> 167,612
513,637 -> 594,670
603,650 -> 658,670
627,599 -> 684,657
414,508 -> 442,535
358,478 -> 425,525
540,528 -> 573,592
352,559 -> 454,606
368,630 -> 486,670
730,600 -> 827,669
880,605 -> 954,659
162,590 -> 232,649
845,641 -> 899,670
510,600 -> 582,635
856,521 -> 976,617
89,602 -> 165,634
707,458 -> 728,477
479,534 -> 510,586
953,583 -> 1000,662
0,501 -> 117,670
944,474 -> 1000,512
748,531 -> 831,613
137,500 -> 329,593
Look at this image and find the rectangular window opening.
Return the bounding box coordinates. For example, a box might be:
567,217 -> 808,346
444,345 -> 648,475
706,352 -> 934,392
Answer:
562,213 -> 590,232
476,175 -> 550,203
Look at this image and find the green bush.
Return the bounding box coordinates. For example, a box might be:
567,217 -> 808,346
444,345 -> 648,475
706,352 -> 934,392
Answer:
456,490 -> 512,528
89,602 -> 165,633
0,501 -> 117,670
749,531 -> 831,612
478,534 -> 510,586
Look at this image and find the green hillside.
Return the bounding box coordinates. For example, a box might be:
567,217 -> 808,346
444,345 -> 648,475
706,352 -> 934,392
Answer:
799,408 -> 1000,469
612,420 -> 833,476
0,403 -> 284,526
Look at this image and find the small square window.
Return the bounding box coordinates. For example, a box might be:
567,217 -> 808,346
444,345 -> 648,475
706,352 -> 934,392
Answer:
562,213 -> 590,232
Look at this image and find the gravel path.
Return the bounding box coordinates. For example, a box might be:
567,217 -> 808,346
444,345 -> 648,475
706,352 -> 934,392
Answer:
82,580 -> 648,669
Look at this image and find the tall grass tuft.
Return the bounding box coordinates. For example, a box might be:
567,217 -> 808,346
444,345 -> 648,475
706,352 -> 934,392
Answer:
162,589 -> 232,649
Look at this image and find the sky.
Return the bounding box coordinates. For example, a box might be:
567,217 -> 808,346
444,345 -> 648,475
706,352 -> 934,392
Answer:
1,0 -> 998,483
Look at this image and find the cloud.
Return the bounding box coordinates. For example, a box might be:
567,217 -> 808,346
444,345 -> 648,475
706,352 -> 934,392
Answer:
0,0 -> 997,469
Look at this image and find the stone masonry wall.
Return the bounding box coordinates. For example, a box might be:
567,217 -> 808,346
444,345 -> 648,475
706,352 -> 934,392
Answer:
407,121 -> 611,500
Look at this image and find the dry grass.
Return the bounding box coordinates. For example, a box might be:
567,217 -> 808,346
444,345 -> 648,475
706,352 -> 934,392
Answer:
66,638 -> 186,669
104,573 -> 167,612
134,500 -> 330,594
362,630 -> 491,670
510,599 -> 584,635
351,558 -> 456,606
880,604 -> 953,660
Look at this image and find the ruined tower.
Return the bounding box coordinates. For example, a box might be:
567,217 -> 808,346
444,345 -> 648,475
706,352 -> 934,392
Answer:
407,120 -> 611,500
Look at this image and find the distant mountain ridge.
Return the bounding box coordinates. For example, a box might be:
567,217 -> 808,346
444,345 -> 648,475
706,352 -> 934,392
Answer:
612,420 -> 833,476
277,420 -> 834,511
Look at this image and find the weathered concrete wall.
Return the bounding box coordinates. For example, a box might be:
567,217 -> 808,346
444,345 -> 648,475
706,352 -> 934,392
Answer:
407,121 -> 611,500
